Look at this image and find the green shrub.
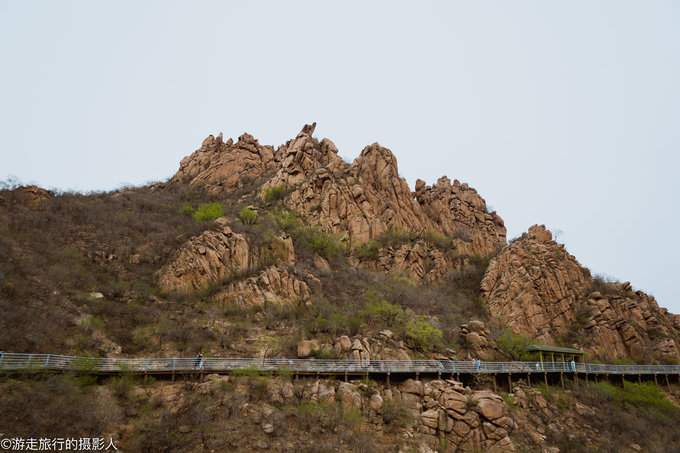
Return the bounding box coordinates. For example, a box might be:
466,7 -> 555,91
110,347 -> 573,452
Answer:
193,202 -> 223,223
302,226 -> 345,258
496,330 -> 534,360
353,241 -> 381,260
376,226 -> 417,249
359,293 -> 404,326
327,313 -> 363,336
270,209 -> 345,258
262,184 -> 289,202
238,207 -> 258,225
259,235 -> 289,265
178,203 -> 195,216
501,393 -> 517,406
591,381 -> 678,415
310,347 -> 343,360
295,401 -> 361,431
403,315 -> 442,353
109,374 -> 138,401
423,230 -> 454,249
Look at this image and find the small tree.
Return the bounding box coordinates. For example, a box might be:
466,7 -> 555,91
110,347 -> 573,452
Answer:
359,294 -> 403,327
496,330 -> 534,360
403,315 -> 442,353
238,207 -> 258,225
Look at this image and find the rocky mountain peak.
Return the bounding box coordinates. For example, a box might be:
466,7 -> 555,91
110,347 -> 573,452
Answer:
482,224 -> 680,360
525,224 -> 553,243
173,124 -> 506,255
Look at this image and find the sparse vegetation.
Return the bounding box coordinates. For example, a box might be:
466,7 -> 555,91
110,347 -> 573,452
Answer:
403,315 -> 443,353
238,207 -> 258,224
193,201 -> 223,223
495,329 -> 534,360
1,170 -> 678,452
262,183 -> 290,202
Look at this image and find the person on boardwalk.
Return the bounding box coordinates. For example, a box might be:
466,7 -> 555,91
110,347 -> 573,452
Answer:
570,359 -> 576,372
476,358 -> 481,372
199,353 -> 205,370
193,352 -> 201,369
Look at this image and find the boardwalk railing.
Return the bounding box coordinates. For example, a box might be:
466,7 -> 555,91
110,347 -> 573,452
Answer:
1,353 -> 679,375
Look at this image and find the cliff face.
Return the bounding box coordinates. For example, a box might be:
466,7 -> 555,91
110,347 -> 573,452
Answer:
481,225 -> 680,360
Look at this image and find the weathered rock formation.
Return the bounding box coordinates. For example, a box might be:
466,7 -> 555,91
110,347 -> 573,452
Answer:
157,218 -> 251,293
482,225 -> 680,360
156,217 -> 313,306
414,176 -> 506,256
349,241 -> 456,283
451,320 -> 500,360
405,379 -> 516,451
266,376 -> 516,451
297,333 -> 415,361
274,137 -> 505,255
174,124 -> 506,257
214,266 -> 314,307
172,132 -> 278,195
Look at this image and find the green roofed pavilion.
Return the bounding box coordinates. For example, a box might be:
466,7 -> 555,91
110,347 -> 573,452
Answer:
525,345 -> 586,364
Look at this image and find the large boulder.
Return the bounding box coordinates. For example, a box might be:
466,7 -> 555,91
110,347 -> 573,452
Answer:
297,340 -> 320,359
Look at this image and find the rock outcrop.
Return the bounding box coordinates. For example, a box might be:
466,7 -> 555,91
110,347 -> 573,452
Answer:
0,185 -> 52,210
402,379 -> 516,452
349,241 -> 456,283
214,266 -> 313,307
275,137 -> 505,255
414,176 -> 506,256
265,376 -> 515,451
174,124 -> 506,258
157,218 -> 250,293
451,320 -> 500,360
482,225 -> 680,360
173,132 -> 278,195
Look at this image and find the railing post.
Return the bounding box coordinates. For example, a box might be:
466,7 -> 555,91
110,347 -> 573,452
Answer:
27,353 -> 33,369
46,354 -> 51,368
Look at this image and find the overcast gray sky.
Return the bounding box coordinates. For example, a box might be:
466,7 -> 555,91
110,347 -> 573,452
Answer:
1,1 -> 679,314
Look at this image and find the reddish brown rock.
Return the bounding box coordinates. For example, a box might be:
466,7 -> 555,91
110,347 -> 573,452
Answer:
157,218 -> 250,292
173,132 -> 278,195
214,266 -> 312,307
481,224 -> 680,360
170,124 -> 506,285
414,176 -> 506,256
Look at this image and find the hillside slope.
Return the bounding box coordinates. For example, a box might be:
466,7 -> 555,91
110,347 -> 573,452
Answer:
1,124 -> 679,452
